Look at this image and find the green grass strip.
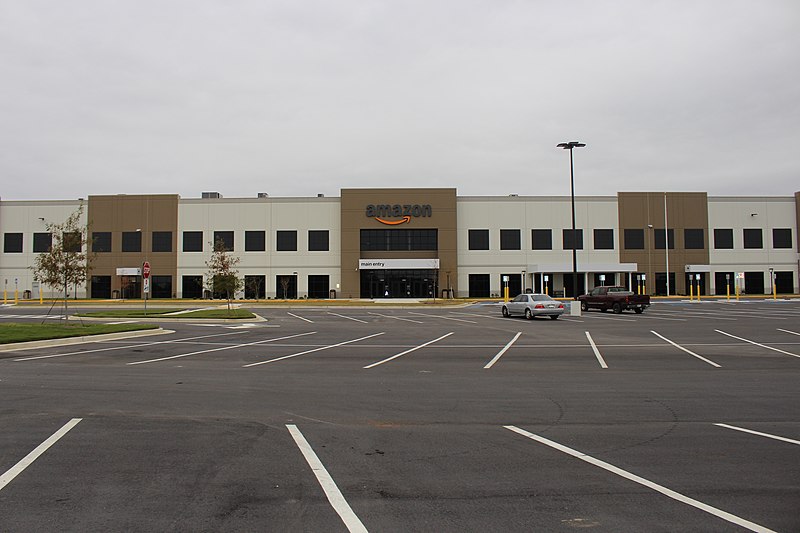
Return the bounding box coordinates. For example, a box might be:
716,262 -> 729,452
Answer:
0,322 -> 158,344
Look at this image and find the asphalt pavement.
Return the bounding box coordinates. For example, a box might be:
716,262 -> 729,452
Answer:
0,300 -> 798,532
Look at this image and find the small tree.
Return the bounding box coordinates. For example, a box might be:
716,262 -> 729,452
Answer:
205,237 -> 243,311
30,203 -> 93,322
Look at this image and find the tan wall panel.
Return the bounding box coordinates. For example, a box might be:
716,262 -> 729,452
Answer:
340,188 -> 457,298
618,192 -> 709,294
88,195 -> 179,296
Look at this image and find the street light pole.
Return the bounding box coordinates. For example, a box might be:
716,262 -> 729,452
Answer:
557,141 -> 586,299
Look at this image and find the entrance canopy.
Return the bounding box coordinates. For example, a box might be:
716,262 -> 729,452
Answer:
527,262 -> 638,273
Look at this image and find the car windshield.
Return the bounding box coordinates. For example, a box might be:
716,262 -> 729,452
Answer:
531,294 -> 554,301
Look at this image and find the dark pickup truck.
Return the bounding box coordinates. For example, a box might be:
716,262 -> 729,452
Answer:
577,286 -> 650,314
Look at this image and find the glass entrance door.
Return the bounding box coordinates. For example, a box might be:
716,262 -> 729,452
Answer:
360,269 -> 438,298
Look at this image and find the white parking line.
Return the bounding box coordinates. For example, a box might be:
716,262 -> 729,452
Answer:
244,332 -> 385,367
651,331 -> 721,368
777,328 -> 800,337
328,312 -> 368,324
715,423 -> 800,446
364,332 -> 454,369
408,312 -> 477,324
450,312 -> 513,322
128,332 -> 317,365
0,418 -> 82,492
288,312 -> 314,323
14,331 -> 246,362
585,331 -> 608,369
583,314 -> 636,322
286,425 -> 368,533
504,425 -> 776,533
715,330 -> 800,358
368,312 -> 424,324
484,332 -> 522,369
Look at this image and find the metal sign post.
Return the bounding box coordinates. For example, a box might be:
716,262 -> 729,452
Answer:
142,261 -> 151,315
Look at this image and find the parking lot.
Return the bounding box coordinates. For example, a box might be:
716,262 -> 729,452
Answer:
1,300 -> 799,532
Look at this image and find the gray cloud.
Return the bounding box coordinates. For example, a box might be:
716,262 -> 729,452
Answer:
1,0 -> 798,199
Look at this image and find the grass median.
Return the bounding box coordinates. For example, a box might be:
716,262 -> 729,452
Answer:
0,322 -> 159,344
78,309 -> 256,319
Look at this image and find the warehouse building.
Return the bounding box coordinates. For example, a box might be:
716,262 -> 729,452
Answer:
1,188 -> 798,299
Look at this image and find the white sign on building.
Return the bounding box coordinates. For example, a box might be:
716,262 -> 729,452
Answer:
358,259 -> 440,270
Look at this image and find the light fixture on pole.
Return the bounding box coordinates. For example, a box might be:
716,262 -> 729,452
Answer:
557,141 -> 586,299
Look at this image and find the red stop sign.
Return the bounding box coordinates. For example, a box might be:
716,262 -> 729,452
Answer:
142,261 -> 151,279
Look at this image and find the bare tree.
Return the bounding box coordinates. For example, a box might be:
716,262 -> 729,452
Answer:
30,203 -> 93,322
205,237 -> 243,311
279,277 -> 290,300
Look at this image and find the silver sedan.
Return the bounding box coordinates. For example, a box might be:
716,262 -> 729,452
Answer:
502,293 -> 565,320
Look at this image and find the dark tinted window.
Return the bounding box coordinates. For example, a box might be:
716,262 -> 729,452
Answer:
308,230 -> 329,251
3,233 -> 23,253
772,228 -> 792,249
468,274 -> 490,297
276,230 -> 297,251
593,229 -> 614,250
468,229 -> 489,250
152,231 -> 172,252
624,229 -> 644,249
531,229 -> 552,250
360,229 -> 437,251
213,231 -> 234,251
308,275 -> 330,298
183,231 -> 203,252
92,232 -> 110,253
562,229 -> 583,250
245,231 -> 266,251
684,229 -> 704,250
122,231 -> 142,252
654,228 -> 674,249
743,228 -> 762,249
500,229 -> 521,250
62,232 -> 81,252
714,228 -> 733,249
34,232 -> 53,253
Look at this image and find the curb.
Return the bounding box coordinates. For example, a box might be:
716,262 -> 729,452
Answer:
0,327 -> 174,353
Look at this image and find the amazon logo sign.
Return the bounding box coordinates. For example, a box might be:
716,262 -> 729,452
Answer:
366,204 -> 432,225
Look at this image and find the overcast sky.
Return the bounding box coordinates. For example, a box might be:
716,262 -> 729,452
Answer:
1,1 -> 798,200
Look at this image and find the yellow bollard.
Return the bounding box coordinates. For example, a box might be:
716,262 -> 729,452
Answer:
726,284 -> 730,301
14,289 -> 19,304
689,282 -> 693,301
773,284 -> 777,300
544,286 -> 548,296
504,285 -> 509,303
2,290 -> 6,304
40,291 -> 43,304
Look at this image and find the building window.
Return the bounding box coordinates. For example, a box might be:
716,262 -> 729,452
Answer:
151,275 -> 172,298
276,230 -> 297,251
92,232 -> 110,253
654,229 -> 674,250
152,231 -> 172,252
360,229 -> 437,251
684,229 -> 704,250
183,231 -> 203,252
213,231 -> 234,251
500,229 -> 521,250
624,229 -> 644,250
122,231 -> 142,252
308,230 -> 329,251
308,275 -> 330,298
772,228 -> 792,249
4,233 -> 23,253
90,275 -> 111,298
245,231 -> 266,252
562,229 -> 583,250
62,232 -> 81,253
182,275 -> 204,299
33,232 -> 53,253
714,228 -> 733,249
531,229 -> 552,250
743,228 -> 762,249
593,229 -> 614,250
468,229 -> 489,250
244,275 -> 266,299
468,274 -> 490,297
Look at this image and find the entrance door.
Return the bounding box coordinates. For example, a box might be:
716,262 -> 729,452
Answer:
562,273 -> 585,298
501,274 -> 522,298
276,275 -> 297,299
714,272 -> 734,296
774,271 -> 794,294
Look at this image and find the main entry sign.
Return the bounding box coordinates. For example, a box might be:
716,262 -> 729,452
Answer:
359,259 -> 440,270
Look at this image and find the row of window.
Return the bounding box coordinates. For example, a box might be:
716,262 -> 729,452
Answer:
2,230 -> 330,253
467,228 -> 794,251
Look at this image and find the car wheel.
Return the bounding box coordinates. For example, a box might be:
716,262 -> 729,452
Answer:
525,308 -> 533,320
550,315 -> 559,320
502,306 -> 509,317
612,302 -> 622,314
580,301 -> 588,312
634,307 -> 644,314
